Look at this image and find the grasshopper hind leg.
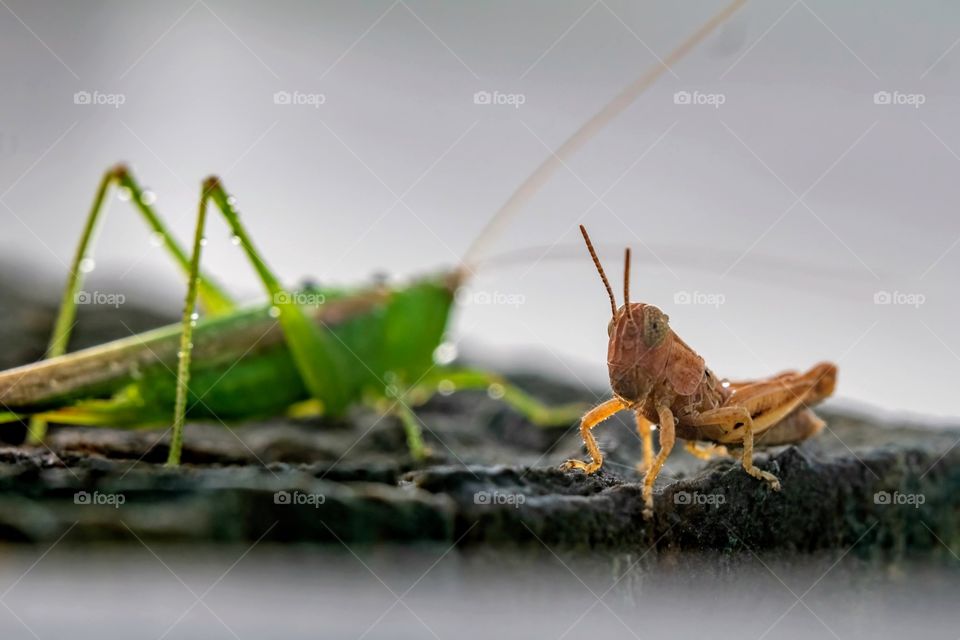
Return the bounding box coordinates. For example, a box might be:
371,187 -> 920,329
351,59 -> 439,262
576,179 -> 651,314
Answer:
686,406 -> 781,491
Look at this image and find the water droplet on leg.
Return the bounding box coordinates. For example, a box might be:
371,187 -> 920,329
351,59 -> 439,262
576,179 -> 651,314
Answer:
432,342 -> 458,365
438,379 -> 456,396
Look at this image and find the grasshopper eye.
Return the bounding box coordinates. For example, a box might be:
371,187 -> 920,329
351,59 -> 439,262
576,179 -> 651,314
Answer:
642,306 -> 669,347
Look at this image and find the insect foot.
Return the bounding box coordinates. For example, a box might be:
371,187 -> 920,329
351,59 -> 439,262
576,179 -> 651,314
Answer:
560,459 -> 601,474
748,467 -> 781,491
642,487 -> 655,520
766,475 -> 782,491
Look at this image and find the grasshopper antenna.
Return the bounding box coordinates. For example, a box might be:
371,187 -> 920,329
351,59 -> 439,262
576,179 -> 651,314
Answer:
624,247 -> 636,325
580,225 -> 617,319
624,247 -> 632,308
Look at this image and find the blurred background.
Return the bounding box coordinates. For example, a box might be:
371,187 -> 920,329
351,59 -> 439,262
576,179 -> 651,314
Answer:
1,0 -> 958,418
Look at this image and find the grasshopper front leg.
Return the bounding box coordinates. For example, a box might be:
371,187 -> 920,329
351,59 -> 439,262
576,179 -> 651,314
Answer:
634,411 -> 655,473
560,398 -> 626,474
640,404 -> 676,519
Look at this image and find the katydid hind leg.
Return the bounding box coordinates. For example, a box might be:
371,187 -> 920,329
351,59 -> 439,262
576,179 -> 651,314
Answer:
163,177 -> 354,466
29,165 -> 235,445
167,181 -> 213,466
202,178 -> 352,415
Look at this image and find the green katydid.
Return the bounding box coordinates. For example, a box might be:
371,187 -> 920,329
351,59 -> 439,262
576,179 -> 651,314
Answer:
0,167 -> 584,466
0,0 -> 745,466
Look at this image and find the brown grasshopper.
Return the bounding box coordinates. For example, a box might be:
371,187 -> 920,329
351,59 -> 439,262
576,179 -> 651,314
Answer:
562,226 -> 838,518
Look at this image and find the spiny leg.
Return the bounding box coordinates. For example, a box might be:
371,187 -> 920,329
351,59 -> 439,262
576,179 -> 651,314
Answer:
28,165 -> 235,444
679,361 -> 838,487
642,404 -> 676,519
683,440 -> 729,461
408,368 -> 586,426
167,177 -> 354,465
685,406 -> 781,490
362,393 -> 432,462
360,367 -> 578,463
204,178 -> 352,417
168,185 -> 210,466
391,398 -> 429,462
738,409 -> 780,490
635,411 -> 654,474
560,398 -> 626,474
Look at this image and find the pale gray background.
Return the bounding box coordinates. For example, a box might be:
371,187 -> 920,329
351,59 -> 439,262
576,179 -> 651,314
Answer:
1,0 -> 958,418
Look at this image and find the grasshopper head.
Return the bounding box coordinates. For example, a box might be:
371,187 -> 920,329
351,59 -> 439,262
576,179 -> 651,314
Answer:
606,302 -> 674,402
580,225 -> 705,404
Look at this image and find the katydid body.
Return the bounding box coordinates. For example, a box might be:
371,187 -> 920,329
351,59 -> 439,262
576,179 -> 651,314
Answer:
0,280 -> 449,424
0,168 -> 579,466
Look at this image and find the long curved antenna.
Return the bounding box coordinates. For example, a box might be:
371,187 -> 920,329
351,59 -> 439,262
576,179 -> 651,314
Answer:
460,0 -> 748,274
580,225 -> 617,318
